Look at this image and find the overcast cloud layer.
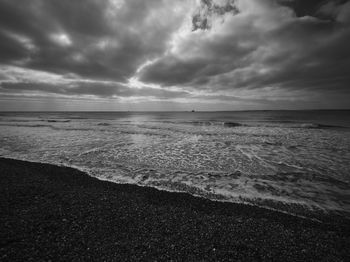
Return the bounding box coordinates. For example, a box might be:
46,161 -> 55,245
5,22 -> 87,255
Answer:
0,0 -> 349,111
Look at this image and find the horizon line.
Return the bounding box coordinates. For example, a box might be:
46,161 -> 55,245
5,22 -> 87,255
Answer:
1,109 -> 350,113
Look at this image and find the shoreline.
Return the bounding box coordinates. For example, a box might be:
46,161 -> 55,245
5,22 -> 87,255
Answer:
2,156 -> 349,224
1,157 -> 349,261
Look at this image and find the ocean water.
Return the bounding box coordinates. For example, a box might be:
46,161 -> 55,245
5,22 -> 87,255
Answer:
0,111 -> 349,218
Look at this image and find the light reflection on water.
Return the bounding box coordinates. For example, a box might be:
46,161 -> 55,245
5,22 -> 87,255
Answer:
0,111 -> 350,218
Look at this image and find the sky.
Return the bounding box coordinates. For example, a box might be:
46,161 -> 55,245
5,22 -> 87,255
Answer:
0,0 -> 349,111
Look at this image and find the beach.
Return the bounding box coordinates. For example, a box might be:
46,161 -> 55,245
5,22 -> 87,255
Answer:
2,0 -> 350,259
1,157 -> 349,261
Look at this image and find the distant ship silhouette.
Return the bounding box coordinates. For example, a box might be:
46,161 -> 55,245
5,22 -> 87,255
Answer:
191,110 -> 195,112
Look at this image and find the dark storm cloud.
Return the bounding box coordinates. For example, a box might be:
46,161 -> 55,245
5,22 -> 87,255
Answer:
192,0 -> 240,31
0,0 -> 187,81
206,15 -> 350,93
278,0 -> 349,20
139,0 -> 350,98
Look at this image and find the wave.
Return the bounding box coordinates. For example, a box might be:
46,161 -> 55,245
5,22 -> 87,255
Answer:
179,120 -> 347,129
235,122 -> 346,129
45,119 -> 71,123
179,121 -> 217,126
178,120 -> 244,128
296,123 -> 346,129
223,122 -> 244,127
0,119 -> 39,123
242,122 -> 347,129
0,123 -> 52,128
0,119 -> 71,124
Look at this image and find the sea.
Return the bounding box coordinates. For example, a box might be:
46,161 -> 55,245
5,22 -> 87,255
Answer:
0,110 -> 349,219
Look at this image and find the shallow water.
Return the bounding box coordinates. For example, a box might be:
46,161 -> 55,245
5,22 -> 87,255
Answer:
1,111 -> 349,218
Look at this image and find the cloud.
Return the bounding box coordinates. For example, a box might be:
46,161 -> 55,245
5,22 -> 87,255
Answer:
0,0 -> 349,110
0,0 -> 189,82
0,81 -> 191,99
138,0 -> 350,101
0,65 -> 191,100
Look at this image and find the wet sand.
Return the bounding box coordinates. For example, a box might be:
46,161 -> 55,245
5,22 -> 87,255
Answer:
0,157 -> 349,261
